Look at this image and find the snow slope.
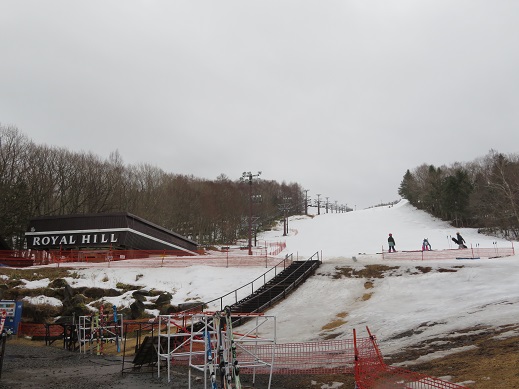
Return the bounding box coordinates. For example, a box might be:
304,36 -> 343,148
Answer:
253,200 -> 519,357
23,200 -> 519,361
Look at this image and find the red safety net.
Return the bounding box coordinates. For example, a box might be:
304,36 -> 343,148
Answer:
382,245 -> 514,261
172,338 -> 359,375
354,328 -> 469,389
238,338 -> 356,375
167,326 -> 470,386
0,242 -> 287,268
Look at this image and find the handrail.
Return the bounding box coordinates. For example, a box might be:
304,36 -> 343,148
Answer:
252,252 -> 320,313
181,253 -> 294,314
226,251 -> 319,314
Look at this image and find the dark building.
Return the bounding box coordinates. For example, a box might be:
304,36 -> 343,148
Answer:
25,212 -> 198,254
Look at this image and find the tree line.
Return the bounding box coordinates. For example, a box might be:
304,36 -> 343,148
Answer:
0,125 -> 305,249
398,150 -> 519,239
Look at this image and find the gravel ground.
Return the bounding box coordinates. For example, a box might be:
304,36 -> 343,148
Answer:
0,338 -> 353,389
0,340 -> 177,389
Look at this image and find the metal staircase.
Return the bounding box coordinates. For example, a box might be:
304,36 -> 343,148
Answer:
229,255 -> 321,322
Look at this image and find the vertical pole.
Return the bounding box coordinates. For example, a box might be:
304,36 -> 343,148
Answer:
248,176 -> 253,255
304,189 -> 309,216
366,326 -> 385,366
283,210 -> 287,236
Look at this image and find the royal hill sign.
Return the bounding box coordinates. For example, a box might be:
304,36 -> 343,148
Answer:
28,232 -> 119,248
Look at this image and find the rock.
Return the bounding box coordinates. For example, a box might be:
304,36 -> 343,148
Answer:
130,299 -> 145,319
155,292 -> 172,306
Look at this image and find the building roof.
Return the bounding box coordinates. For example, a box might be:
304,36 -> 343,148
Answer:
25,212 -> 198,253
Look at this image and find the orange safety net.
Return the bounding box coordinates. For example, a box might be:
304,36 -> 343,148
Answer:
354,327 -> 469,389
239,339 -> 356,375
382,245 -> 514,261
172,338 -> 359,375
0,244 -> 287,268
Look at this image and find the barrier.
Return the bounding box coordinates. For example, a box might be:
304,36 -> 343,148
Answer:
18,321 -> 472,387
239,338 -> 356,375
353,327 -> 469,389
0,242 -> 286,268
382,243 -> 515,261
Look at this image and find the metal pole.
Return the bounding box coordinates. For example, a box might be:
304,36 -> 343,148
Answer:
248,176 -> 253,255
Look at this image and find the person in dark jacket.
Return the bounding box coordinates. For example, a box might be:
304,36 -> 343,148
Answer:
388,233 -> 396,252
456,232 -> 466,249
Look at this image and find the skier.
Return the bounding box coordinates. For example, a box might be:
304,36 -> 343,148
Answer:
455,232 -> 466,249
388,233 -> 396,252
422,238 -> 431,251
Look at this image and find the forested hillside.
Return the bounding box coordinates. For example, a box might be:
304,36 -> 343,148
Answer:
398,150 -> 519,238
0,125 -> 305,249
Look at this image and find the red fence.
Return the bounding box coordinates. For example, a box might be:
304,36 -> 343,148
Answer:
172,329 -> 470,385
382,243 -> 515,261
354,327 -> 469,389
0,242 -> 286,268
171,337 -> 358,375
239,339 -> 356,375
18,321 -> 471,386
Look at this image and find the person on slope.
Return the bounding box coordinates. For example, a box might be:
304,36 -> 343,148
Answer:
422,238 -> 431,251
388,233 -> 396,253
455,232 -> 467,249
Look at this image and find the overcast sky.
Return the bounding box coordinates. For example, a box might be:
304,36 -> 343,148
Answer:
1,1 -> 519,209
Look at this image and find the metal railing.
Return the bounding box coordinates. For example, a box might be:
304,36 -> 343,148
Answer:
181,253 -> 295,314
240,251 -> 321,313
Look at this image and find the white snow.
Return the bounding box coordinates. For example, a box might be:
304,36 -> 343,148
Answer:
23,295 -> 63,307
21,199 -> 519,359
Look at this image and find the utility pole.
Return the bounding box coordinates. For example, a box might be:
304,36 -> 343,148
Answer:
304,189 -> 309,216
316,194 -> 321,215
241,171 -> 261,255
278,197 -> 292,236
325,197 -> 329,214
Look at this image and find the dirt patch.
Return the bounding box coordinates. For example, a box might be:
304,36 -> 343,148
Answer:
332,265 -> 464,280
437,268 -> 459,273
321,318 -> 347,331
0,267 -> 78,281
321,312 -> 349,332
333,264 -> 400,279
